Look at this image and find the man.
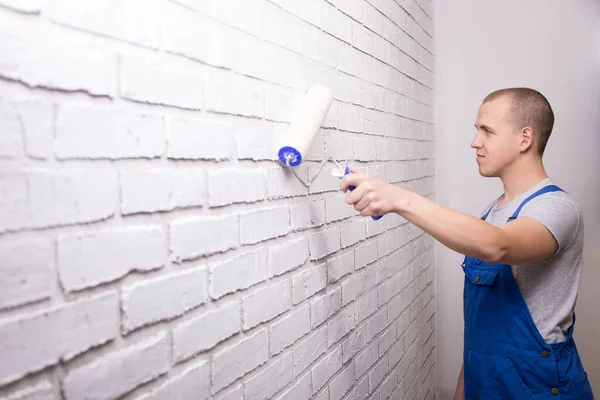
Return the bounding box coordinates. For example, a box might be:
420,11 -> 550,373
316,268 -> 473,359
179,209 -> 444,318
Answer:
340,88 -> 594,399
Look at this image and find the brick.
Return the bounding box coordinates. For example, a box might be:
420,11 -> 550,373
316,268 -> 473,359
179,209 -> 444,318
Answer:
327,305 -> 356,347
58,225 -> 167,293
170,214 -> 238,261
243,280 -> 291,330
0,292 -> 118,387
0,238 -> 53,310
0,104 -> 23,159
268,236 -> 308,277
380,368 -> 398,400
121,267 -> 208,334
232,34 -> 306,90
235,120 -> 279,161
341,271 -> 366,306
0,0 -> 45,13
309,227 -> 340,260
47,0 -> 160,48
352,23 -> 376,53
367,216 -> 386,237
0,102 -> 53,159
329,362 -> 355,400
325,132 -> 353,161
56,106 -> 165,159
121,169 -> 204,214
264,85 -> 301,123
338,103 -> 364,133
163,3 -> 233,68
240,206 -> 289,245
172,301 -> 240,363
311,346 -> 343,393
327,251 -> 355,283
321,2 -> 353,43
273,371 -> 312,400
341,218 -> 366,248
354,375 -> 369,400
337,45 -> 363,78
212,329 -> 269,394
120,54 -> 204,110
292,326 -> 327,376
356,341 -> 379,377
266,166 -> 309,199
63,333 -> 169,400
0,17 -> 117,96
205,69 -> 263,118
208,168 -> 266,207
290,198 -> 326,231
367,309 -> 388,342
310,287 -> 342,328
303,28 -> 338,68
1,381 -> 54,400
355,240 -> 378,269
0,170 -> 118,233
307,168 -> 342,196
216,384 -> 243,400
370,355 -> 389,392
270,0 -> 321,26
292,263 -> 327,304
354,135 -> 378,161
356,290 -> 378,323
167,118 -> 234,160
210,249 -> 268,299
325,194 -> 355,223
244,352 -> 293,400
342,325 -> 366,363
270,304 -> 310,356
133,361 -> 210,400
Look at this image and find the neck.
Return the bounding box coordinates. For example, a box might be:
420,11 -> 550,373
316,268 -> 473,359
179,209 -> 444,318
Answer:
499,156 -> 548,204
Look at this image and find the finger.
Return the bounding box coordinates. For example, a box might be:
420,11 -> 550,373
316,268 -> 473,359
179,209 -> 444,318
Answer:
340,172 -> 368,192
353,190 -> 374,212
345,183 -> 367,205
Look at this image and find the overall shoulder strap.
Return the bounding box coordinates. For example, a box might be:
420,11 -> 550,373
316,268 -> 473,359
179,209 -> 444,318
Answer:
507,185 -> 564,221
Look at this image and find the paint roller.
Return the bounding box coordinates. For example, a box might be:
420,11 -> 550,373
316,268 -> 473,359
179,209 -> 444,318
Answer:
277,84 -> 382,221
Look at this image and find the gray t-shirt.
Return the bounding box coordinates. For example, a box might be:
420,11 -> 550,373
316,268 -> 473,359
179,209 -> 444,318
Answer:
481,177 -> 584,343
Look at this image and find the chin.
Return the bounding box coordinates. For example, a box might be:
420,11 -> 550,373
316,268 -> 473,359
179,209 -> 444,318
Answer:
478,166 -> 498,178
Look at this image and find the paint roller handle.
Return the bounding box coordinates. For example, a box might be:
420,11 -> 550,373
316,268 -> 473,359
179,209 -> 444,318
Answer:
344,166 -> 383,221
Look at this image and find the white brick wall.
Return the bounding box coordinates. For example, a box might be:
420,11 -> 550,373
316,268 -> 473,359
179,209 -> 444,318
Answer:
0,0 -> 436,399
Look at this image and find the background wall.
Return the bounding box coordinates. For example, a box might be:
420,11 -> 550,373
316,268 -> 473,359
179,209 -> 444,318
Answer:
0,1 -> 436,399
434,0 -> 600,398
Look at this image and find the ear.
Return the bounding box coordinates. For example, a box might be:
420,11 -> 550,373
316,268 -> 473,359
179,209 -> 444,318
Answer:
519,127 -> 535,152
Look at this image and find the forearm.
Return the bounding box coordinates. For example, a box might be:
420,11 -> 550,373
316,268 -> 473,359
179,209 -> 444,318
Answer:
394,189 -> 508,263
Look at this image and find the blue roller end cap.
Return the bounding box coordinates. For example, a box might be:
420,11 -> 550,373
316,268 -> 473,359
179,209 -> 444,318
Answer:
278,146 -> 302,167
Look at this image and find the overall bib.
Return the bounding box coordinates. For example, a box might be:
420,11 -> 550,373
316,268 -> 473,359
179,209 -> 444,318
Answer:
462,185 -> 594,399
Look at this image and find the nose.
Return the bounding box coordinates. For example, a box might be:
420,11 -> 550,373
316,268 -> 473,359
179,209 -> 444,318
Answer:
471,133 -> 483,149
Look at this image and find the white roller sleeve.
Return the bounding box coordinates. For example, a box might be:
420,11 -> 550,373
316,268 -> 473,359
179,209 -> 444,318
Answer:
277,84 -> 333,166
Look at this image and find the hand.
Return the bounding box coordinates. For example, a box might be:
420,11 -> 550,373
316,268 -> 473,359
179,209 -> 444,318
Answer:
339,168 -> 406,217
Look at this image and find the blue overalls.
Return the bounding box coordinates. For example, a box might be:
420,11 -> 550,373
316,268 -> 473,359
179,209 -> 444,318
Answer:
462,185 -> 594,399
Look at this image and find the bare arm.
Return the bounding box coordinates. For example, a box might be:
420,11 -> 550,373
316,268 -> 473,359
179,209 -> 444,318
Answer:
453,364 -> 465,400
340,172 -> 559,265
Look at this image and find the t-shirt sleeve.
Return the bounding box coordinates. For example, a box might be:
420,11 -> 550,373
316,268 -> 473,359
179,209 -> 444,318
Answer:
519,193 -> 582,252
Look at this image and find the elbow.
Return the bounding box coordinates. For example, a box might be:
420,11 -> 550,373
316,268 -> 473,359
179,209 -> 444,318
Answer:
481,232 -> 509,264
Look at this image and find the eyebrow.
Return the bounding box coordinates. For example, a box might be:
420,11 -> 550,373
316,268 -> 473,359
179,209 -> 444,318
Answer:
475,123 -> 495,133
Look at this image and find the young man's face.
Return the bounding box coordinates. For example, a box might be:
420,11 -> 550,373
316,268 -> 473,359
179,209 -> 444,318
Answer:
471,96 -> 522,177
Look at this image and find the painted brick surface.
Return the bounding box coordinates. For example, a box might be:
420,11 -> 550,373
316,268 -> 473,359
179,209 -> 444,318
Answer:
0,1 -> 436,399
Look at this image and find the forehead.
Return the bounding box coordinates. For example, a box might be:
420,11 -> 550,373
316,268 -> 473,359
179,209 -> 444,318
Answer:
476,96 -> 512,125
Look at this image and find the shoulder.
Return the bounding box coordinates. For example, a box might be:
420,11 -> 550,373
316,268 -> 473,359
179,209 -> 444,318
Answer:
519,184 -> 583,251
